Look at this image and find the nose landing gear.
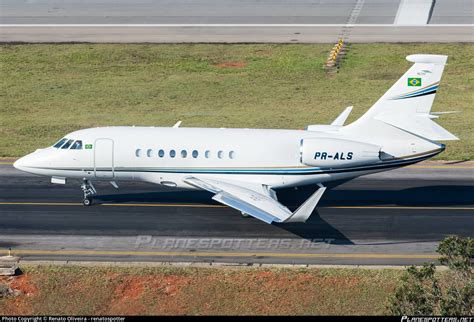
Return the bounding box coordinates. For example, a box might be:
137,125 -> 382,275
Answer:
81,179 -> 96,206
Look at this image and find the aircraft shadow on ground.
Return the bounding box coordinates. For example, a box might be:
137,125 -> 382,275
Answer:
94,184 -> 473,246
277,184 -> 474,207
97,190 -> 214,204
96,190 -> 354,244
95,184 -> 474,207
274,210 -> 355,245
277,184 -> 474,245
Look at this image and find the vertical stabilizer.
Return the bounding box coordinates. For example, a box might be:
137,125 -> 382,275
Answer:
343,54 -> 458,142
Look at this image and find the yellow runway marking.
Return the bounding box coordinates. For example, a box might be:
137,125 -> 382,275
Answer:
0,201 -> 472,211
102,203 -> 225,208
0,202 -> 82,206
11,249 -> 439,260
0,201 -> 225,208
329,206 -> 474,210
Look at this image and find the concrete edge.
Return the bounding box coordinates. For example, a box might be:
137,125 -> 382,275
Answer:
17,259 -> 449,270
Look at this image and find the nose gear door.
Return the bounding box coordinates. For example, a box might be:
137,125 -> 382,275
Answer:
94,138 -> 114,179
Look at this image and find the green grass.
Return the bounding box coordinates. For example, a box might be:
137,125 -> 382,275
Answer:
1,43 -> 472,159
0,265 -> 402,315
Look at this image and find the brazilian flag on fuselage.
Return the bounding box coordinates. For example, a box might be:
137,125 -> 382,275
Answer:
408,77 -> 422,86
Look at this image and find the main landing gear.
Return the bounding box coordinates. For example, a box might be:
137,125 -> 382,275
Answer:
241,212 -> 251,218
81,179 -> 96,206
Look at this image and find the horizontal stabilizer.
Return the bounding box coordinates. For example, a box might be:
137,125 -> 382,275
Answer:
406,54 -> 448,65
375,113 -> 459,141
331,106 -> 353,126
431,111 -> 459,115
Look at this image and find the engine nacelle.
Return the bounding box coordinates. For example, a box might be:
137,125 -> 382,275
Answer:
301,137 -> 381,168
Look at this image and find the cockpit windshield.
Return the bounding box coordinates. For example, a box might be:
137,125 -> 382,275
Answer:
53,138 -> 68,148
61,139 -> 74,149
53,138 -> 83,150
70,140 -> 82,150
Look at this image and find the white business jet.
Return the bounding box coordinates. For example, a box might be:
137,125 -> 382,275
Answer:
14,54 -> 458,224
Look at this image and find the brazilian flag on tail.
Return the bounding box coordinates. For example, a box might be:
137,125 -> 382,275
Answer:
408,77 -> 422,86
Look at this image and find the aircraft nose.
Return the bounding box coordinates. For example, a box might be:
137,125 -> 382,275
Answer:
13,152 -> 43,173
13,155 -> 29,171
13,149 -> 55,175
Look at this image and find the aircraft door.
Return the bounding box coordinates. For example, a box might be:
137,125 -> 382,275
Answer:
94,138 -> 114,179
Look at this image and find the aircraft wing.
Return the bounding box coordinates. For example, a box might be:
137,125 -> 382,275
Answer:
183,176 -> 326,224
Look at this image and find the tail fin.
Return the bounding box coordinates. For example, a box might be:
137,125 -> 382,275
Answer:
344,54 -> 458,141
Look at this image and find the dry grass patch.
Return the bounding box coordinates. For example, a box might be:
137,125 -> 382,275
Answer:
0,265 -> 403,315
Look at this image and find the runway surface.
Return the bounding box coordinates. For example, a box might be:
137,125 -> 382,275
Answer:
1,0 -> 472,43
2,0 -> 472,25
0,162 -> 472,266
0,0 -> 402,25
430,0 -> 474,24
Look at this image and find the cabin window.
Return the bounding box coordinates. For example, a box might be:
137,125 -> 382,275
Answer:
61,139 -> 74,149
192,150 -> 198,158
158,149 -> 165,158
170,150 -> 176,158
53,138 -> 68,148
229,151 -> 235,159
70,140 -> 83,150
217,151 -> 223,159
135,149 -> 141,157
205,150 -> 210,158
181,150 -> 187,158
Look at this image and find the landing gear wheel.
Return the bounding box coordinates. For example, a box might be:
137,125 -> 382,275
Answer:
81,179 -> 96,206
241,212 -> 251,218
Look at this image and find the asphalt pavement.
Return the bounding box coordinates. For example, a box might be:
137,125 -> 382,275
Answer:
0,162 -> 472,266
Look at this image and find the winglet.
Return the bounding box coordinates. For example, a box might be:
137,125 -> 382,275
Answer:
173,121 -> 182,128
284,184 -> 326,223
331,106 -> 353,126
